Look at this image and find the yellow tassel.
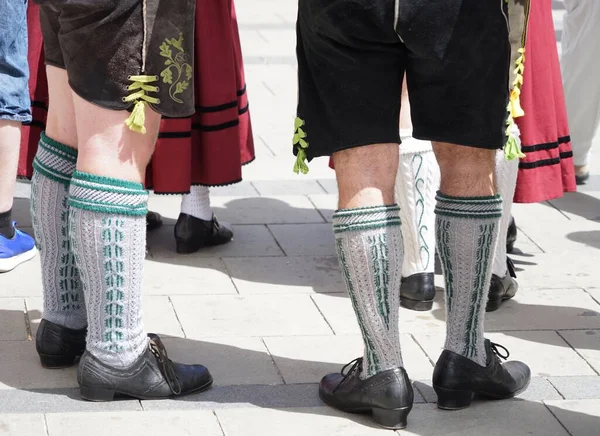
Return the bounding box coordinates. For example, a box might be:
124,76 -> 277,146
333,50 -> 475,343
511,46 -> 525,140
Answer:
293,148 -> 309,175
125,100 -> 147,134
510,89 -> 525,118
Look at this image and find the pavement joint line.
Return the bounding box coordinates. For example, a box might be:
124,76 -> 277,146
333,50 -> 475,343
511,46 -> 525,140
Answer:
544,376 -> 566,400
309,294 -> 337,335
220,259 -> 241,296
265,224 -> 288,256
543,401 -> 574,436
545,199 -> 572,221
213,410 -> 227,436
261,80 -> 277,97
256,136 -> 277,157
556,330 -> 600,376
515,225 -> 547,253
23,298 -> 33,341
168,296 -> 187,339
43,414 -> 50,436
260,337 -> 287,384
256,29 -> 269,43
584,288 -> 600,307
409,333 -> 435,367
307,196 -> 329,223
316,180 -> 333,195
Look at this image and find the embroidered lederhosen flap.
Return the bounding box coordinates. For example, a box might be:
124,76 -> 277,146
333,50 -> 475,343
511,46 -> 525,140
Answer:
143,0 -> 196,118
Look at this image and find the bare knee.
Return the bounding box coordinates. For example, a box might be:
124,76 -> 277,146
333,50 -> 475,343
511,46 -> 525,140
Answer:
46,66 -> 78,148
432,142 -> 496,197
333,143 -> 399,209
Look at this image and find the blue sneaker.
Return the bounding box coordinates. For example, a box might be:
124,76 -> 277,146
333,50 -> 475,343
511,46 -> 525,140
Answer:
0,222 -> 36,273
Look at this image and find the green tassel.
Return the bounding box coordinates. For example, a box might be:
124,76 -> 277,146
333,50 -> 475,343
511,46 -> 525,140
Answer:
504,135 -> 525,161
125,101 -> 147,134
293,148 -> 309,174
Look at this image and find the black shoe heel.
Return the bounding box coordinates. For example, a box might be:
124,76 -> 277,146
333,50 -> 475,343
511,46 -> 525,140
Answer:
175,238 -> 204,254
486,298 -> 503,313
38,353 -> 78,369
434,386 -> 473,410
372,406 -> 411,429
80,385 -> 116,402
400,297 -> 433,311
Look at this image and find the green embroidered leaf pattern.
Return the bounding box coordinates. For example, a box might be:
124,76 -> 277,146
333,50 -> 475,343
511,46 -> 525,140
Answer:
159,32 -> 192,103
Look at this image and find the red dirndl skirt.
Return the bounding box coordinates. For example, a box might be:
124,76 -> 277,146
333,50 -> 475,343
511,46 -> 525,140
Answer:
19,0 -> 255,193
513,0 -> 576,203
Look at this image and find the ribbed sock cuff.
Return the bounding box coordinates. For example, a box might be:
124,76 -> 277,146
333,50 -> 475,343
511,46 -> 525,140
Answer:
32,132 -> 78,185
333,204 -> 401,234
434,192 -> 502,219
68,171 -> 148,216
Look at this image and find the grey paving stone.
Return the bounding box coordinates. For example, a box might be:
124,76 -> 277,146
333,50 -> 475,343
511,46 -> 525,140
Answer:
143,296 -> 185,338
147,224 -> 284,258
413,331 -> 596,377
545,399 -> 600,436
209,181 -> 260,197
264,334 -> 433,384
0,414 -> 46,436
414,377 -> 562,403
223,256 -> 343,294
548,376 -> 600,400
216,406 -> 394,436
252,180 -> 327,196
171,294 -> 332,338
142,384 -> 324,411
484,288 -> 600,331
558,330 -> 600,374
144,257 -> 238,296
160,336 -> 282,386
0,254 -> 42,297
10,197 -> 32,227
46,410 -> 222,436
308,194 -> 336,223
0,298 -> 28,340
398,401 -> 568,436
317,179 -> 338,195
512,252 -> 600,289
0,341 -> 78,390
268,223 -> 336,256
0,389 -> 141,413
547,191 -> 600,222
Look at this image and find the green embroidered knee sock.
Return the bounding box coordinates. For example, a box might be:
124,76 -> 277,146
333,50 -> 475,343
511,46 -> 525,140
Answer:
31,132 -> 86,330
68,171 -> 148,368
333,205 -> 404,378
435,193 -> 502,366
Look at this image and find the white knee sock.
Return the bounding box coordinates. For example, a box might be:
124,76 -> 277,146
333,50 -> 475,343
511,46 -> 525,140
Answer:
180,185 -> 213,221
395,136 -> 439,278
492,136 -> 520,278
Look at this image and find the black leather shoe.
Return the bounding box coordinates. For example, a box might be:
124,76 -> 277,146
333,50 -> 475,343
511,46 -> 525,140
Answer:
400,273 -> 435,311
432,340 -> 530,410
174,213 -> 233,254
146,211 -> 163,232
78,333 -> 213,401
319,358 -> 414,429
36,319 -> 86,369
486,258 -> 518,312
506,216 -> 517,253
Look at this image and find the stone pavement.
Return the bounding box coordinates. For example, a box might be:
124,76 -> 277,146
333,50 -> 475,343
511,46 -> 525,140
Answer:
1,0 -> 599,434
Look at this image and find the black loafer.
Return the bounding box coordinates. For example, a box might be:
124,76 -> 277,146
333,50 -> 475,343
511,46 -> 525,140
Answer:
486,257 -> 518,312
36,319 -> 87,369
146,211 -> 163,232
400,272 -> 435,311
506,216 -> 517,254
432,340 -> 530,410
78,333 -> 213,401
174,213 -> 233,254
319,358 -> 414,430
